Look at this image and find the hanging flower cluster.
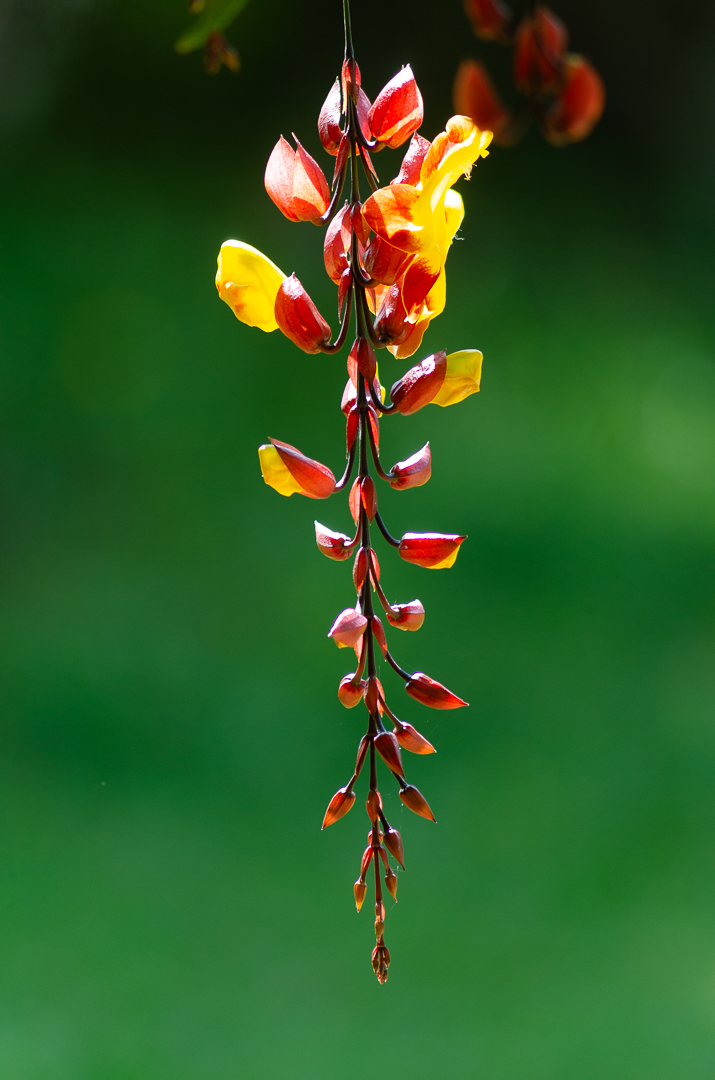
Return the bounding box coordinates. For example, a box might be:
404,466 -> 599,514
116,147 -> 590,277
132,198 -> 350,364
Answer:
216,2 -> 490,983
454,0 -> 605,147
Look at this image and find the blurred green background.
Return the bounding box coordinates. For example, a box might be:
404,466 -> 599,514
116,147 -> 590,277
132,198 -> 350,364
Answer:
1,0 -> 715,1076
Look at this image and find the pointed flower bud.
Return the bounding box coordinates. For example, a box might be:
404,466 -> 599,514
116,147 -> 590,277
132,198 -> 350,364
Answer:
275,274 -> 332,353
338,674 -> 363,708
385,600 -> 425,632
369,66 -> 424,149
398,532 -> 465,569
353,547 -> 369,592
265,135 -> 330,222
390,352 -> 447,414
362,236 -> 413,287
328,608 -> 368,649
542,55 -> 605,146
366,789 -> 382,823
394,722 -> 436,754
216,240 -> 286,332
371,615 -> 388,658
315,521 -> 356,560
383,827 -> 405,869
453,60 -> 514,145
405,671 -> 468,709
323,204 -> 351,284
360,845 -> 374,878
322,786 -> 355,829
389,443 -> 432,490
464,0 -> 513,42
259,439 -> 336,499
374,732 -> 405,777
354,879 -> 367,912
318,79 -> 343,155
399,783 -> 436,821
385,867 -> 398,902
361,476 -> 377,521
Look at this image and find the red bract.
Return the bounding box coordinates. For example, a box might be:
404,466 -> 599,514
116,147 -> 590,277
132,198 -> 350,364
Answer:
362,236 -> 412,287
389,443 -> 432,490
270,439 -> 336,499
405,671 -> 468,709
464,0 -> 512,42
392,132 -> 431,185
453,60 -> 514,145
318,79 -> 343,154
275,274 -> 332,353
385,600 -> 425,632
390,352 -> 447,414
369,66 -> 424,149
315,521 -> 356,560
374,732 -> 404,776
542,55 -> 605,145
513,6 -> 568,95
265,136 -> 330,223
398,531 -> 466,569
323,204 -> 351,283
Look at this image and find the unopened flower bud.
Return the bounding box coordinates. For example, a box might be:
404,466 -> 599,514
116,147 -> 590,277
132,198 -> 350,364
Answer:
318,79 -> 343,155
385,600 -> 425,632
405,671 -> 468,709
315,521 -> 356,560
342,58 -> 361,103
389,443 -> 432,490
354,879 -> 367,912
513,6 -> 568,95
328,608 -> 368,649
383,827 -> 405,869
349,477 -> 361,524
369,66 -> 424,149
259,439 -> 336,499
360,844 -> 374,878
355,734 -> 371,776
385,867 -> 398,901
274,274 -> 332,353
542,55 -> 605,146
464,0 -> 513,42
374,731 -> 405,777
353,546 -> 369,592
454,60 -> 514,145
398,532 -> 466,569
338,674 -> 363,708
322,786 -> 356,829
374,918 -> 385,939
399,783 -> 436,821
390,351 -> 447,414
348,337 -> 377,383
264,136 -> 330,223
364,677 -> 381,716
323,204 -> 351,283
395,722 -> 436,754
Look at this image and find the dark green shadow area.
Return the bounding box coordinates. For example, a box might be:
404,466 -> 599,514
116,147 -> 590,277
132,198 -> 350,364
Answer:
1,0 -> 715,1077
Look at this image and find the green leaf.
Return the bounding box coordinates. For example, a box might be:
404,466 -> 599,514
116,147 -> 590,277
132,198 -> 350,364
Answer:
175,0 -> 252,55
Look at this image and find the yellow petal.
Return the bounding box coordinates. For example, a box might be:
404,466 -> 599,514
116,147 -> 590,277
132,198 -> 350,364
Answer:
431,349 -> 483,407
258,444 -> 304,496
428,548 -> 462,569
216,241 -> 285,332
443,189 -> 464,248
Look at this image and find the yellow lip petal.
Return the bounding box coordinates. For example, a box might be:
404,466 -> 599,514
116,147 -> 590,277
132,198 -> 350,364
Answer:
258,444 -> 304,496
431,349 -> 483,407
216,240 -> 286,332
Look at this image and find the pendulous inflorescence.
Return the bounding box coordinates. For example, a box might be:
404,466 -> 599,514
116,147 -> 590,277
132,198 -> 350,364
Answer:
215,0 -> 491,983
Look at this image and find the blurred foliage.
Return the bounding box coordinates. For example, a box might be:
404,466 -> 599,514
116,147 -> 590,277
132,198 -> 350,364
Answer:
175,0 -> 251,54
0,0 -> 715,1077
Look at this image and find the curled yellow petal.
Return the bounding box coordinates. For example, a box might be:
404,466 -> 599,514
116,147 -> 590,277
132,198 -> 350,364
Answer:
429,548 -> 463,569
216,240 -> 286,332
432,349 -> 483,407
258,444 -> 303,496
